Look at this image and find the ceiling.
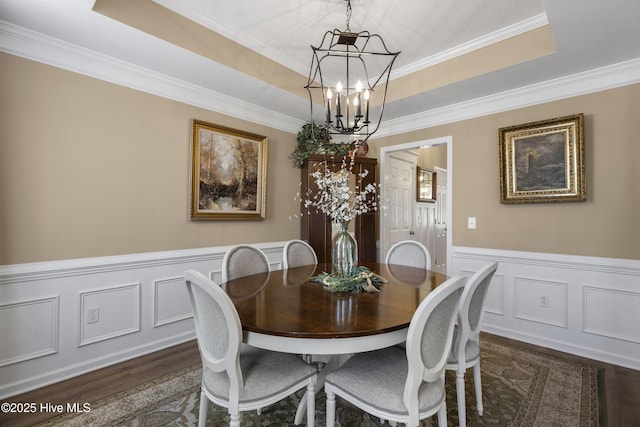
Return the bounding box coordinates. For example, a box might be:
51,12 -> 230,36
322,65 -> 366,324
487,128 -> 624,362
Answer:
1,0 -> 640,136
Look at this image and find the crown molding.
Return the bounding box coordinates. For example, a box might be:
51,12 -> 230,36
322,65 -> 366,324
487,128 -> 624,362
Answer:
0,20 -> 303,134
391,13 -> 549,79
2,19 -> 639,140
154,0 -> 548,84
374,56 -> 640,139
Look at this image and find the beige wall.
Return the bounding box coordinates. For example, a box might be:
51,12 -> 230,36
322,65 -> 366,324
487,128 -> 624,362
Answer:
2,52 -> 639,264
416,144 -> 447,171
370,83 -> 640,260
0,53 -> 301,264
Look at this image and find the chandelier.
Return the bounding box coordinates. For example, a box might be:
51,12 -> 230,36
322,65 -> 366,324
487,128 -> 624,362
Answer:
305,0 -> 400,143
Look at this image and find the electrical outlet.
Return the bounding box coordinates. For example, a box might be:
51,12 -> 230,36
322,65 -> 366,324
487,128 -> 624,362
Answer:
539,295 -> 549,308
87,307 -> 100,324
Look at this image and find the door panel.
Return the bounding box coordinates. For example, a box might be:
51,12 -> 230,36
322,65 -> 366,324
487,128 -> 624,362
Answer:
433,167 -> 448,275
414,203 -> 436,261
384,153 -> 416,257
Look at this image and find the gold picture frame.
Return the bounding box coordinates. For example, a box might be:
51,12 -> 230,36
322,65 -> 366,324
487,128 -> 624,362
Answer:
416,167 -> 436,202
499,113 -> 585,204
190,120 -> 268,220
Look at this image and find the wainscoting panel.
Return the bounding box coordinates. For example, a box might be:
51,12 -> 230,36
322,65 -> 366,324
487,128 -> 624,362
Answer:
2,243 -> 638,398
485,273 -> 504,316
583,285 -> 640,344
513,276 -> 568,328
79,283 -> 140,346
452,246 -> 640,371
154,276 -> 193,328
208,269 -> 223,284
0,296 -> 59,367
460,268 -> 504,316
0,242 -> 288,399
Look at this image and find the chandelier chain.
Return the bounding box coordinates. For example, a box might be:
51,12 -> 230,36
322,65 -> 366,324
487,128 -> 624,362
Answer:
345,0 -> 352,31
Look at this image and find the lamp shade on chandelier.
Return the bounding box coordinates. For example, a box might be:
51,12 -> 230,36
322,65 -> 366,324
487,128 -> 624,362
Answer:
305,0 -> 400,143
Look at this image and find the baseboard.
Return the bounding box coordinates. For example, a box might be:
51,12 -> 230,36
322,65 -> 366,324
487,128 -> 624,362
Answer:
483,326 -> 639,370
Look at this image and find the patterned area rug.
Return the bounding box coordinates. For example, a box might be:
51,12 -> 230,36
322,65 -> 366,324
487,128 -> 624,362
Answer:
36,336 -> 605,426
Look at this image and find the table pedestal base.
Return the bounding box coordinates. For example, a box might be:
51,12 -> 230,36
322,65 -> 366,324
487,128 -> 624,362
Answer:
294,354 -> 351,425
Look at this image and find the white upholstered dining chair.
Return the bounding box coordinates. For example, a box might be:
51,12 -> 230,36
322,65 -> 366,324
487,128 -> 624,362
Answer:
445,261 -> 498,427
324,274 -> 466,427
385,240 -> 432,269
184,270 -> 317,427
222,245 -> 270,283
282,239 -> 318,269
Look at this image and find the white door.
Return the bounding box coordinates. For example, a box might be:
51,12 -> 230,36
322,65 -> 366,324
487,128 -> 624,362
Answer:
380,136 -> 451,272
433,167 -> 448,275
414,203 -> 436,262
383,151 -> 417,257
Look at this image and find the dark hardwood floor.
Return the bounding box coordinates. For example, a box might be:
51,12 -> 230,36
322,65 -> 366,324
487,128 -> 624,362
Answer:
0,341 -> 201,427
485,334 -> 640,427
1,335 -> 638,426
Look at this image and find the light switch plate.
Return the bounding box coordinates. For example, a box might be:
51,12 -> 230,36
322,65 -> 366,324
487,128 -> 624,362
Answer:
467,217 -> 477,229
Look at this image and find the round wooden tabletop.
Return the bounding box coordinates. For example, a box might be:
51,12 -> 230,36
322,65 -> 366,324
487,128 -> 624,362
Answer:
223,262 -> 448,341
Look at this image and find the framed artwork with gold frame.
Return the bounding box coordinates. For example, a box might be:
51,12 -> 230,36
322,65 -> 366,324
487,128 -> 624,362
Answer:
499,113 -> 585,204
190,119 -> 268,220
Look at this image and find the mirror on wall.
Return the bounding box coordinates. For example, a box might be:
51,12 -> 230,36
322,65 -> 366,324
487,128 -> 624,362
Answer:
416,167 -> 436,202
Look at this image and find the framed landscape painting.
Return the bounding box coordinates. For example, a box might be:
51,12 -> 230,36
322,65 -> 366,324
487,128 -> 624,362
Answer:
498,114 -> 585,204
190,120 -> 268,220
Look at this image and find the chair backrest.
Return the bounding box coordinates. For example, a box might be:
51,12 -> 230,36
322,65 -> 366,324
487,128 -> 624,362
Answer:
184,270 -> 244,400
452,261 -> 498,360
403,274 -> 466,424
283,240 -> 318,269
222,245 -> 270,283
385,240 -> 432,269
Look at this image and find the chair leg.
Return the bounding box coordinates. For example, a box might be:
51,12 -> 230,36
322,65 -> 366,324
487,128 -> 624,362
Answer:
306,382 -> 316,427
229,413 -> 241,427
326,389 -> 336,427
456,370 -> 467,427
437,402 -> 447,427
198,390 -> 208,427
473,361 -> 483,416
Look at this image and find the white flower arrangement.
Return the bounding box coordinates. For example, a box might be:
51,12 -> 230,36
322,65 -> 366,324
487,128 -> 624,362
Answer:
303,156 -> 380,224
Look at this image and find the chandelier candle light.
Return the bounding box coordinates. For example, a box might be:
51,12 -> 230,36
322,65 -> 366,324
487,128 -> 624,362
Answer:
306,0 -> 400,143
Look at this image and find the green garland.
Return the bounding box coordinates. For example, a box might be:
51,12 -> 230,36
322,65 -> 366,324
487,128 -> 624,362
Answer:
311,266 -> 388,293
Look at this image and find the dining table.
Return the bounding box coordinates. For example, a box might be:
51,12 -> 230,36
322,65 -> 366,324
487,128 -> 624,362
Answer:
222,261 -> 448,354
221,261 -> 448,423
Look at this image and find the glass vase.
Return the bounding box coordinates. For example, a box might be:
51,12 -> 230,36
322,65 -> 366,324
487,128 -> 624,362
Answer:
332,221 -> 358,278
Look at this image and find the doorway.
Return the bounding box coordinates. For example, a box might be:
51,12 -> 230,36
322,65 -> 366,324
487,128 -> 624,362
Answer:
379,136 -> 452,275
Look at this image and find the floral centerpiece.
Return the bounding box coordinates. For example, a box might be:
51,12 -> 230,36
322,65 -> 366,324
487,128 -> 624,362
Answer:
312,266 -> 387,293
303,154 -> 383,290
304,156 -> 379,224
